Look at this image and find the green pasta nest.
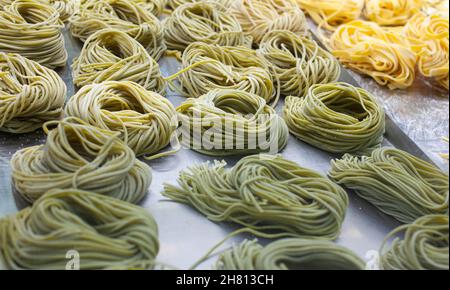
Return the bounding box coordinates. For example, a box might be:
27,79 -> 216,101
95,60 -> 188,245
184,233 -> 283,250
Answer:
171,42 -> 279,105
10,118 -> 152,204
258,30 -> 340,98
163,154 -> 349,239
283,82 -> 386,154
380,215 -> 449,270
215,238 -> 365,270
65,81 -> 178,159
163,2 -> 251,51
329,148 -> 449,223
70,0 -> 166,60
176,89 -> 288,156
72,28 -> 165,93
0,189 -> 159,270
0,53 -> 66,133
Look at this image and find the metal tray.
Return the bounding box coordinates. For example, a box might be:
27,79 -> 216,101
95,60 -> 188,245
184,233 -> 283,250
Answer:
0,28 -> 445,270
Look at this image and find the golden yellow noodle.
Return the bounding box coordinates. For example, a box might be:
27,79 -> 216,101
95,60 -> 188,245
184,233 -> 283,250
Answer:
364,0 -> 424,26
295,0 -> 364,31
405,12 -> 449,90
330,20 -> 417,89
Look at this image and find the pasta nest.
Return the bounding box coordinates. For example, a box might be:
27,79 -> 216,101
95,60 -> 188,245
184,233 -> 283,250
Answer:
0,189 -> 159,270
0,53 -> 66,133
364,0 -> 424,26
329,148 -> 449,223
176,89 -> 289,156
216,239 -> 365,270
380,215 -> 449,270
163,154 -> 349,239
330,20 -> 417,89
229,0 -> 309,44
72,28 -> 165,94
174,42 -> 280,105
163,1 -> 251,51
10,118 -> 152,204
166,0 -> 236,11
283,82 -> 386,154
258,30 -> 341,98
80,0 -> 167,16
295,0 -> 364,31
70,0 -> 166,60
405,12 -> 449,90
65,81 -> 178,159
0,0 -> 67,68
0,0 -> 76,22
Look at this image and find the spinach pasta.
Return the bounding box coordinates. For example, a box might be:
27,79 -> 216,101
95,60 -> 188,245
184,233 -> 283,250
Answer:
0,189 -> 159,270
329,148 -> 449,224
170,42 -> 279,105
0,0 -> 67,68
163,2 -> 251,51
283,82 -> 385,154
10,118 -> 152,204
229,0 -> 308,45
166,0 -> 236,11
0,53 -> 66,134
70,0 -> 166,60
65,81 -> 178,159
72,28 -> 165,94
215,238 -> 365,270
163,154 -> 349,240
258,30 -> 341,98
176,89 -> 288,156
380,215 -> 449,270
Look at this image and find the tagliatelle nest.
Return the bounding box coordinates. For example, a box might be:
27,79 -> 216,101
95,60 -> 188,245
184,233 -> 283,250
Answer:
229,0 -> 309,44
72,29 -> 166,93
70,0 -> 166,60
364,0 -> 424,26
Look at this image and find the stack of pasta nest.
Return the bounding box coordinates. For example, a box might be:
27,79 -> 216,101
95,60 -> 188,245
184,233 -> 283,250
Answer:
296,0 -> 449,91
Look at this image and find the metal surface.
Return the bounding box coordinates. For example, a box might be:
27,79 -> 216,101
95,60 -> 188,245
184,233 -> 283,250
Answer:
0,28 -> 446,270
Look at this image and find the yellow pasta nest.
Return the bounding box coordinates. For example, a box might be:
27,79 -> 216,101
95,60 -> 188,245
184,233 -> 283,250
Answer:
364,0 -> 424,26
405,12 -> 449,90
72,29 -> 166,93
230,0 -> 309,44
0,53 -> 66,133
295,0 -> 364,30
330,20 -> 417,89
0,0 -> 67,68
70,0 -> 166,60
